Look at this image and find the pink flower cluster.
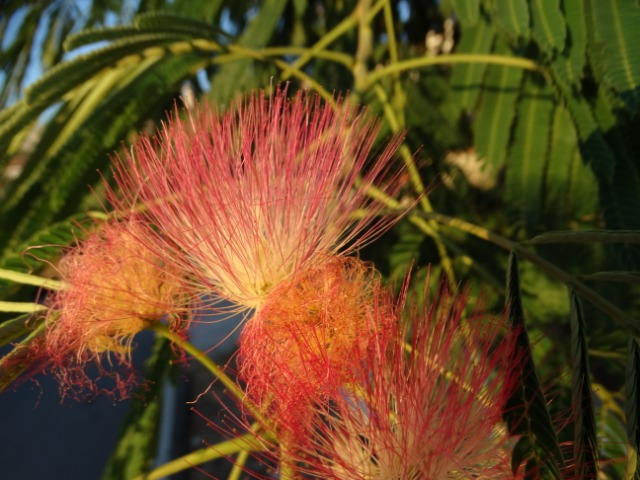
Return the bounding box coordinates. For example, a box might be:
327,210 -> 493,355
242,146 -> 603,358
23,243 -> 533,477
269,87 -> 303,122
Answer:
29,218 -> 185,399
110,87 -> 403,311
303,285 -> 519,479
16,86 -> 523,477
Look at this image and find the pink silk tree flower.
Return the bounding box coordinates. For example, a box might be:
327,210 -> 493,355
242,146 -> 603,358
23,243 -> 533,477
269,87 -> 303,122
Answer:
237,256 -> 393,440
294,284 -> 519,479
109,86 -> 404,311
35,218 -> 185,399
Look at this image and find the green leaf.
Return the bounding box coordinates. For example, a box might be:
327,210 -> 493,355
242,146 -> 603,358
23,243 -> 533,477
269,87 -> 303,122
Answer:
570,291 -> 599,479
589,0 -> 640,112
447,0 -> 480,25
0,99 -> 49,164
627,339 -> 640,479
0,101 -> 23,130
207,0 -> 288,105
0,32 -> 198,164
0,6 -> 44,108
587,91 -> 640,264
595,392 -> 628,480
63,12 -> 220,52
134,11 -> 222,40
512,438 -> 562,480
0,317 -> 45,392
0,213 -> 92,288
63,26 -> 147,50
530,0 -> 566,58
604,119 -> 640,235
505,75 -> 555,232
598,176 -> 640,256
484,0 -> 530,41
562,145 -> 599,226
449,17 -> 495,111
504,251 -> 564,478
473,39 -> 523,175
167,0 -> 224,21
1,91 -> 98,215
555,0 -> 587,87
0,52 -> 208,254
559,87 -> 615,182
544,104 -> 598,227
25,33 -> 191,105
0,314 -> 34,346
102,336 -> 174,479
512,435 -> 533,475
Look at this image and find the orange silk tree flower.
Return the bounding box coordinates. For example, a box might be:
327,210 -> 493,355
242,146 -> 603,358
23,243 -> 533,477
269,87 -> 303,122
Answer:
110,86 -> 404,311
293,284 -> 520,479
237,256 -> 392,437
36,218 -> 185,399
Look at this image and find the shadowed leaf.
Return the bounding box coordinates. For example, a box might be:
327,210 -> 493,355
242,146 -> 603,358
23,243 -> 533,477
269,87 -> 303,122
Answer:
626,339 -> 640,479
0,317 -> 45,392
570,291 -> 598,479
525,230 -> 640,245
503,251 -> 564,478
530,0 -> 566,58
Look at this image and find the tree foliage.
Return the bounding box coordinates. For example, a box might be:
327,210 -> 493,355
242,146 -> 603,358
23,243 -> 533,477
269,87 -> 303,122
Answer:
1,0 -> 640,478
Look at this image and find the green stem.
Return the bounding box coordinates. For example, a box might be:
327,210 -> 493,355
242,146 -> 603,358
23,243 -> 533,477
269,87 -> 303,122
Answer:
381,0 -> 405,128
239,46 -> 352,67
588,349 -> 626,361
382,0 -> 399,66
353,0 -> 374,91
418,211 -> 640,337
142,39 -> 354,68
228,449 -> 251,480
131,433 -> 266,480
280,0 -> 386,80
134,38 -> 350,104
360,175 -> 457,290
371,85 -> 428,206
279,436 -> 296,480
206,51 -> 336,105
366,54 -> 540,86
0,301 -> 47,313
0,268 -> 66,290
363,184 -> 639,334
221,43 -> 349,102
272,58 -> 336,106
